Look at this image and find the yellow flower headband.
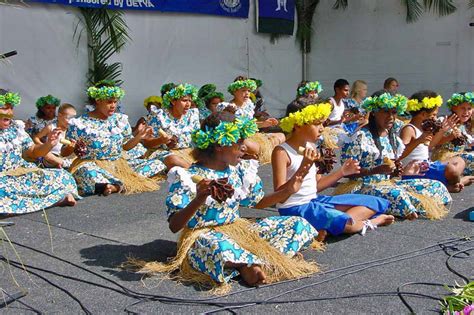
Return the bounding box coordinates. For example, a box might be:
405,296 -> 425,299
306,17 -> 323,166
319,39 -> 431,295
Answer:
406,95 -> 443,112
280,103 -> 332,133
143,95 -> 162,108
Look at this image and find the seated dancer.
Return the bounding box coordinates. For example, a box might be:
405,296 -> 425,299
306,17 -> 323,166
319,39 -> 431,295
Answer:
134,112 -> 320,291
198,84 -> 224,119
144,84 -> 200,170
432,92 -> 474,176
128,96 -> 163,161
296,80 -> 323,101
132,95 -> 162,134
273,102 -> 392,237
399,90 -> 473,192
63,83 -> 165,196
0,91 -> 79,214
341,80 -> 369,135
337,92 -> 452,220
26,94 -> 60,137
217,76 -> 285,163
33,103 -> 77,168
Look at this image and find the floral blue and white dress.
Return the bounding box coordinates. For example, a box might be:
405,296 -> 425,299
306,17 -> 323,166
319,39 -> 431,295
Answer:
1,121 -> 79,214
216,101 -> 255,119
166,160 -> 318,283
66,113 -> 166,195
340,129 -> 452,218
145,108 -> 200,161
432,124 -> 473,176
26,116 -> 57,137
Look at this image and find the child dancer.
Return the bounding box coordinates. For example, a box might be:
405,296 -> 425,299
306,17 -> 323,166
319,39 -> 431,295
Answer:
296,80 -> 322,100
338,92 -> 452,220
63,84 -> 165,196
144,84 -> 201,170
26,94 -> 60,137
399,90 -> 473,192
217,76 -> 285,163
135,112 -> 320,292
0,91 -> 79,214
33,103 -> 77,168
432,92 -> 474,175
272,102 -> 393,236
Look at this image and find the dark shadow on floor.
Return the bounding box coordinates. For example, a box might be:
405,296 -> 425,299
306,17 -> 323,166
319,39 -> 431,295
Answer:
80,239 -> 177,281
453,207 -> 473,222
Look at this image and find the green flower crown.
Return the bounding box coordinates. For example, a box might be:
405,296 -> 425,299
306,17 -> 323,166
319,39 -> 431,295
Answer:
162,84 -> 198,109
361,93 -> 408,115
160,82 -> 176,96
36,94 -> 60,109
0,92 -> 21,107
447,92 -> 474,109
87,86 -> 125,101
227,80 -> 257,94
198,84 -> 217,98
204,91 -> 225,103
298,81 -> 323,96
192,117 -> 258,149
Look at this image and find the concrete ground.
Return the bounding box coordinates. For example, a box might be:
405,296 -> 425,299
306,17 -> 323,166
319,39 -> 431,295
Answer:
1,164 -> 473,314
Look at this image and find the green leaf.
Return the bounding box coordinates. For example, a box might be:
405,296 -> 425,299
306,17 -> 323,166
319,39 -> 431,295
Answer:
423,0 -> 457,16
332,0 -> 348,10
403,0 -> 423,22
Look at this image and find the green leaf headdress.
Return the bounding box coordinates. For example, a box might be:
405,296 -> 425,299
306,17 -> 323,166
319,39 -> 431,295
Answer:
361,93 -> 408,115
192,117 -> 258,150
36,95 -> 61,109
162,84 -> 198,109
447,92 -> 474,109
297,81 -> 323,96
0,92 -> 21,108
227,79 -> 257,94
87,86 -> 125,101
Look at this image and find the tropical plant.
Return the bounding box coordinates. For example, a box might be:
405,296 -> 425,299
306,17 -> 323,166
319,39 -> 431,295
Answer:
74,8 -> 130,86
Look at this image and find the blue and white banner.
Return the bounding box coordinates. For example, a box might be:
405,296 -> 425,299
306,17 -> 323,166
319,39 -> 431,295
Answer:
256,0 -> 295,35
29,0 -> 249,18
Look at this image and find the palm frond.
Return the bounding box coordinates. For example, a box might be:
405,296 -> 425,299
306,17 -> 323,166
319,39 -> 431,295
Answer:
295,0 -> 320,53
470,0 -> 474,8
74,7 -> 130,85
423,0 -> 456,16
332,0 -> 348,10
404,0 -> 423,22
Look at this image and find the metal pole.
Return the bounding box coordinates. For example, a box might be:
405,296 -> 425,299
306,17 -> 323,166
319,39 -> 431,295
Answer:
302,39 -> 307,81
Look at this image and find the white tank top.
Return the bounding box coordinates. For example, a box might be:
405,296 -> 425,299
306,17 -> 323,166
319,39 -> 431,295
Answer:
401,124 -> 429,163
328,97 -> 345,122
276,142 -> 318,209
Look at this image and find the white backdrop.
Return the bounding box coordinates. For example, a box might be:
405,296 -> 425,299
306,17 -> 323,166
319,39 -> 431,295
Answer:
307,0 -> 474,105
0,2 -> 302,122
1,1 -> 473,122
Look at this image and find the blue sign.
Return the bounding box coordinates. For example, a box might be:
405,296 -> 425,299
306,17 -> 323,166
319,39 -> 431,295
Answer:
258,0 -> 294,20
28,0 -> 249,18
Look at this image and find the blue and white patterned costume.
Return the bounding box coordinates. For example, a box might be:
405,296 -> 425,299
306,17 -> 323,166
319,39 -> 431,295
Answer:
340,129 -> 452,218
432,124 -> 473,176
216,100 -> 255,119
145,108 -> 200,161
1,120 -> 79,214
166,160 -> 318,283
66,113 -> 165,195
26,116 -> 57,137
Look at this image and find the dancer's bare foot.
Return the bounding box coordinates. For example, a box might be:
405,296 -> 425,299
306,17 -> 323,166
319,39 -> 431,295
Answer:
103,184 -> 120,196
316,229 -> 327,242
239,264 -> 266,286
405,212 -> 418,221
54,194 -> 76,207
371,214 -> 395,227
448,182 -> 464,193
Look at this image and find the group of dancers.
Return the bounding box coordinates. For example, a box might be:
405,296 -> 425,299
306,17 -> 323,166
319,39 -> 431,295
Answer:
0,76 -> 473,291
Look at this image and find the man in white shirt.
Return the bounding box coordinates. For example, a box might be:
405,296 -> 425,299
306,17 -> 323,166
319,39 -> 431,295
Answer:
327,79 -> 350,126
